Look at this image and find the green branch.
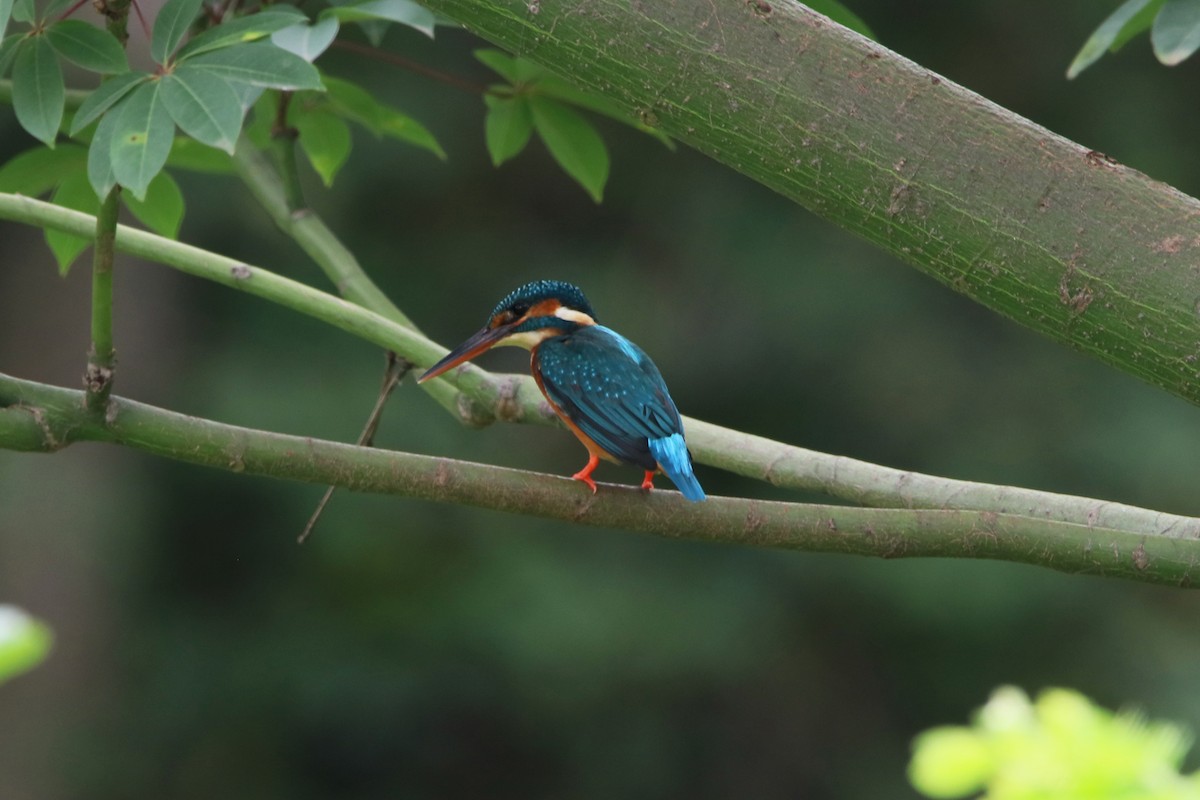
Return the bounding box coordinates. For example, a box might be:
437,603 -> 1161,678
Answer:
231,142 -> 417,329
417,0 -> 1200,409
2,192 -> 1197,544
2,370 -> 1195,588
230,139 -> 474,419
85,187 -> 121,413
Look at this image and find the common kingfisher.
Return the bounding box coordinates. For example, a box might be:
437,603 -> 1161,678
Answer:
418,280 -> 706,502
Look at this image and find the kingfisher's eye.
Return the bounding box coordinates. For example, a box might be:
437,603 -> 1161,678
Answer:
509,303 -> 530,318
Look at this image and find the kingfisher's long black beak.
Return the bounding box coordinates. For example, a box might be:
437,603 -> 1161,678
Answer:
418,324 -> 513,383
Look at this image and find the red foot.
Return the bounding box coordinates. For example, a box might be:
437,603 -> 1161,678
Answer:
572,454 -> 600,494
641,471 -> 656,492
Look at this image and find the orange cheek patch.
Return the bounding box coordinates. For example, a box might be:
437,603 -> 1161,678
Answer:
527,298 -> 562,318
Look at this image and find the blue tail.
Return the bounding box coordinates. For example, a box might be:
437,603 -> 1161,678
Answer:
648,434 -> 706,502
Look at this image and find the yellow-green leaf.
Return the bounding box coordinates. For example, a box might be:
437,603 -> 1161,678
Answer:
484,94 -> 532,167
0,143 -> 86,195
0,606 -> 53,685
45,170 -> 100,274
123,170 -> 185,237
295,109 -> 351,186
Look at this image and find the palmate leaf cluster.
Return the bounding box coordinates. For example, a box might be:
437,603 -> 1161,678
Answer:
0,0 -> 447,272
1069,0 -> 1200,77
0,0 -> 878,271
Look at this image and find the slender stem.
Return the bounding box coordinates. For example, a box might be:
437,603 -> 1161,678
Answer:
3,192 -> 1198,540
230,141 -> 468,417
269,92 -> 306,211
98,0 -> 132,45
231,142 -> 413,326
85,186 -> 121,413
3,370 -> 1196,588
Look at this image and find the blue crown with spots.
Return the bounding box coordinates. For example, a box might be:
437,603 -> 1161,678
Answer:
490,280 -> 598,322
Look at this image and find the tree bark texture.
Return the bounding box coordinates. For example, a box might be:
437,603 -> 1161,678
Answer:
419,0 -> 1200,404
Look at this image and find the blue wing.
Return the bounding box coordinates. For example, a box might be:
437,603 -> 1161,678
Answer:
534,326 -> 684,470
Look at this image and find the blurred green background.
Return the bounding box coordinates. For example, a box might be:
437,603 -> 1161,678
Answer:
4,1 -> 1200,797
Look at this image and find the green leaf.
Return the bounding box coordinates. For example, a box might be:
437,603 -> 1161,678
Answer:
231,80 -> 264,111
804,0 -> 876,40
69,70 -> 150,134
270,17 -> 339,61
0,606 -> 52,685
12,35 -> 65,146
123,170 -> 184,237
530,96 -> 609,202
484,94 -> 532,166
0,142 -> 86,195
322,0 -> 435,37
1068,0 -> 1164,78
321,75 -> 383,131
87,104 -> 120,197
475,48 -> 544,84
909,727 -> 993,798
294,109 -> 351,186
374,104 -> 443,157
0,33 -> 22,77
185,42 -> 323,90
1152,0 -> 1200,64
160,65 -> 243,152
0,0 -> 13,41
10,0 -> 32,24
320,76 -> 444,157
45,171 -> 100,274
151,0 -> 205,64
45,19 -> 128,73
109,81 -> 175,200
174,7 -> 308,61
166,136 -> 235,173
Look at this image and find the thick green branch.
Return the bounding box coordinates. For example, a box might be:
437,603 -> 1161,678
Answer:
418,0 -> 1200,407
2,371 -> 1196,588
230,139 -> 474,419
231,142 -> 416,328
3,192 -> 1197,542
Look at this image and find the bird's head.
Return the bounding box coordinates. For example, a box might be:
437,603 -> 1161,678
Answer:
418,280 -> 597,383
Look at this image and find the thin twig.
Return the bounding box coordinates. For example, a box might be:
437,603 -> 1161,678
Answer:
58,0 -> 91,21
268,92 -> 306,211
331,39 -> 492,95
129,0 -> 151,41
298,352 -> 412,543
